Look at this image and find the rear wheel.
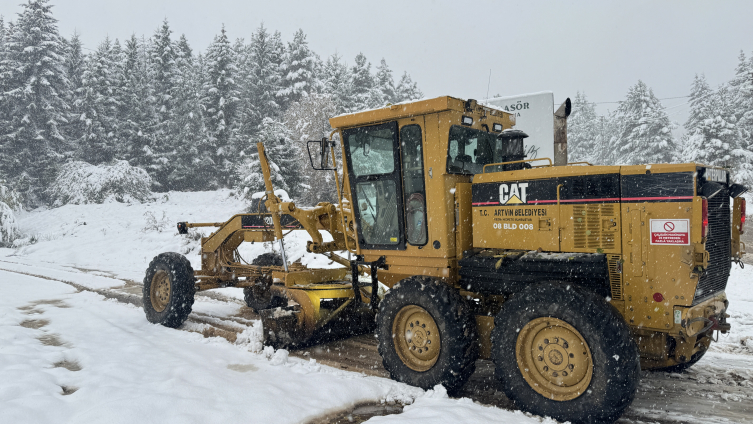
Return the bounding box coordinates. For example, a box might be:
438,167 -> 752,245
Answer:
491,283 -> 640,424
377,276 -> 478,393
143,252 -> 196,328
243,253 -> 285,312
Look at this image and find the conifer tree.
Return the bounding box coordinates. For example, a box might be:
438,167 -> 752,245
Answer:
567,92 -> 603,164
612,80 -> 676,165
686,85 -> 739,167
147,19 -> 179,190
281,29 -> 315,104
236,117 -> 300,199
350,52 -> 373,111
248,24 -> 282,124
322,53 -> 352,114
62,32 -> 86,144
169,34 -> 206,190
0,0 -> 70,201
77,37 -> 122,165
395,71 -> 423,102
201,26 -> 239,187
233,38 -> 258,143
374,58 -> 396,104
120,35 -> 155,170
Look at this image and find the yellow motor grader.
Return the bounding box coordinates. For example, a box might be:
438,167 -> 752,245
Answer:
142,96 -> 748,424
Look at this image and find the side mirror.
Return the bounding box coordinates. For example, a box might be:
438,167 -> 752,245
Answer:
307,138 -> 336,171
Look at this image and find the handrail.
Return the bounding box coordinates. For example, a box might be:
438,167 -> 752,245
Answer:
568,161 -> 593,166
482,157 -> 552,173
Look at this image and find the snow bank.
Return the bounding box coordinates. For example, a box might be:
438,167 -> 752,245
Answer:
0,270 -> 424,424
48,160 -> 152,206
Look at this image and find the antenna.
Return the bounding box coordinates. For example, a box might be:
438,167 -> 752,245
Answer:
486,69 -> 491,99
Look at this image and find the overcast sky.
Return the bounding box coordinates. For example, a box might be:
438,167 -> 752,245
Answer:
2,0 -> 753,129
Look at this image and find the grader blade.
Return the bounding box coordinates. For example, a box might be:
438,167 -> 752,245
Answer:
259,306 -> 307,348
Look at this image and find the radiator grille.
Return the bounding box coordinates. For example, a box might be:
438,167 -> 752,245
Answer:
607,254 -> 623,300
693,184 -> 731,305
573,204 -> 618,250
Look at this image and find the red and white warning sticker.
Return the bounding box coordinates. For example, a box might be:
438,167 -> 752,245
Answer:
650,219 -> 689,245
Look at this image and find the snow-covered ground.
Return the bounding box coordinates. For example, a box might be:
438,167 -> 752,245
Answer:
0,190 -> 751,423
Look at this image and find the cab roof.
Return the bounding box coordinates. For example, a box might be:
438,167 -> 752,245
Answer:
329,96 -> 511,129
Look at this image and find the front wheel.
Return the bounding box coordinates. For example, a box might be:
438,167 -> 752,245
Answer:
143,252 -> 196,328
377,276 -> 478,394
491,283 -> 640,424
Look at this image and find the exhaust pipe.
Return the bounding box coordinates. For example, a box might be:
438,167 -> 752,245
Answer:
553,98 -> 571,166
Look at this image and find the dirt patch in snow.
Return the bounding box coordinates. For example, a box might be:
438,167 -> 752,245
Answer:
37,334 -> 67,347
20,319 -> 49,329
60,385 -> 78,395
305,402 -> 404,424
53,360 -> 82,372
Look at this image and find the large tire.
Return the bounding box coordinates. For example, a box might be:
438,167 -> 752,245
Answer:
143,252 -> 196,328
377,276 -> 478,394
491,283 -> 640,424
243,253 -> 285,312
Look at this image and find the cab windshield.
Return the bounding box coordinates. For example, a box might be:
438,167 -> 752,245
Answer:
447,126 -> 516,174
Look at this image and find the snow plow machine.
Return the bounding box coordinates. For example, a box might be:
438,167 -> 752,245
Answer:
143,96 -> 748,424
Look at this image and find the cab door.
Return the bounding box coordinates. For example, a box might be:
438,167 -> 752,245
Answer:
397,117 -> 429,248
342,121 -> 406,250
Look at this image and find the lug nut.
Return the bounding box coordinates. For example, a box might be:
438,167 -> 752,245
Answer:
538,345 -> 543,351
552,371 -> 558,377
563,371 -> 568,376
543,366 -> 549,371
544,339 -> 549,344
569,364 -> 574,370
563,342 -> 569,349
569,353 -> 574,358
538,356 -> 543,361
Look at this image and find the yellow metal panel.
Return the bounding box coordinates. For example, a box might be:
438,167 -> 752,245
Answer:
455,183 -> 473,259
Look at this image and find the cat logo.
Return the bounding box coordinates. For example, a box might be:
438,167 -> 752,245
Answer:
499,183 -> 528,204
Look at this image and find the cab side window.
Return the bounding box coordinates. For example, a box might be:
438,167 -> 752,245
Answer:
400,125 -> 427,245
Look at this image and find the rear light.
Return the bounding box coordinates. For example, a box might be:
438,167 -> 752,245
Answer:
741,198 -> 747,235
701,197 -> 708,238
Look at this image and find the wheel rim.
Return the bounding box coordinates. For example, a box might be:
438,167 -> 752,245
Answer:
150,270 -> 171,313
392,305 -> 441,372
516,317 -> 593,401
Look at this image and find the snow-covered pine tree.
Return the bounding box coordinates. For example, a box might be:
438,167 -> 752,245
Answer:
350,52 -> 374,111
200,26 -> 239,188
62,32 -> 86,144
322,53 -> 352,114
395,71 -> 423,102
247,24 -> 282,127
729,51 -> 753,142
281,29 -> 316,105
120,35 -> 156,171
283,93 -> 338,205
729,52 -> 753,187
232,38 -> 258,143
612,80 -> 677,165
374,58 -> 396,105
168,34 -> 207,191
681,74 -> 714,163
77,37 -> 123,165
567,92 -> 604,164
0,0 -> 70,203
147,19 -> 179,190
235,117 -> 301,199
0,178 -> 21,246
687,84 -> 740,167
